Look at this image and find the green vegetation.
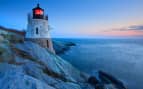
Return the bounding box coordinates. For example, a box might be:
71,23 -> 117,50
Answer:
1,33 -> 24,43
0,46 -> 5,56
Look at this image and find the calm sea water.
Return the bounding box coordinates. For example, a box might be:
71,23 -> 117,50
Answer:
60,38 -> 143,89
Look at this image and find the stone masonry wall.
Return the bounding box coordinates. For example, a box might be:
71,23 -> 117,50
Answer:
25,38 -> 55,54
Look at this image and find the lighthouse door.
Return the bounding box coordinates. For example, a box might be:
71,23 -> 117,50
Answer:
47,40 -> 49,48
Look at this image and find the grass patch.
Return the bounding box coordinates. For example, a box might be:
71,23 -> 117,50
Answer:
2,33 -> 24,43
0,47 -> 5,55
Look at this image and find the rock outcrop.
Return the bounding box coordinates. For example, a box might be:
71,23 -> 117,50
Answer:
0,27 -> 127,89
0,30 -> 94,89
53,40 -> 76,54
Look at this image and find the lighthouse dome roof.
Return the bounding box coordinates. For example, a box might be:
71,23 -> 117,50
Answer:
32,4 -> 44,11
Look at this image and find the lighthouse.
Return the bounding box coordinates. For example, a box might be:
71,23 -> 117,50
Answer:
25,4 -> 55,53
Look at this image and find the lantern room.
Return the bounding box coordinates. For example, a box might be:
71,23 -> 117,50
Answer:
33,4 -> 44,19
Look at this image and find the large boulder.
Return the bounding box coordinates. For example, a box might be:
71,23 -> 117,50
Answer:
0,63 -> 56,89
15,41 -> 88,83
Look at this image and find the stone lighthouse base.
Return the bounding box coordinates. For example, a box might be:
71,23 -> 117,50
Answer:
25,38 -> 55,54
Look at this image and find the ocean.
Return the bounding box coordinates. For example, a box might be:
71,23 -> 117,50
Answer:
60,38 -> 143,89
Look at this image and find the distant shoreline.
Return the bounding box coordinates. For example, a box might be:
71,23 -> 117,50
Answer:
54,41 -> 76,55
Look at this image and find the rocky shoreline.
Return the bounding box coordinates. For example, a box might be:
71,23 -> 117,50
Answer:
53,40 -> 76,55
53,40 -> 127,89
0,27 -> 127,89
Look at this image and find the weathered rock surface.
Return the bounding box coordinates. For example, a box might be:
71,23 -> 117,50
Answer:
0,28 -> 127,89
0,63 -> 56,89
0,32 -> 93,89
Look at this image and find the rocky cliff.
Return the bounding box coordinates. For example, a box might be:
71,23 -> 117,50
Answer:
0,27 -> 127,89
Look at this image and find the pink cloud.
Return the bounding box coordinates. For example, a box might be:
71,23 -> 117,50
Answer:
100,30 -> 143,37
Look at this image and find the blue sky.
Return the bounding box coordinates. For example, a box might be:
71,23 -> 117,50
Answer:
0,0 -> 143,38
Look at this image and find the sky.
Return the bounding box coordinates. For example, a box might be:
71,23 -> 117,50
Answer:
0,0 -> 143,38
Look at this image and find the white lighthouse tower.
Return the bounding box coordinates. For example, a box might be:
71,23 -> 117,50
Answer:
25,4 -> 55,53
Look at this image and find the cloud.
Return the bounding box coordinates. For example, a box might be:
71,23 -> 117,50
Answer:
99,24 -> 143,37
128,25 -> 143,30
114,25 -> 143,31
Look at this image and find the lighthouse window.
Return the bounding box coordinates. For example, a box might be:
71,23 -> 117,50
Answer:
36,28 -> 39,34
35,9 -> 43,15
